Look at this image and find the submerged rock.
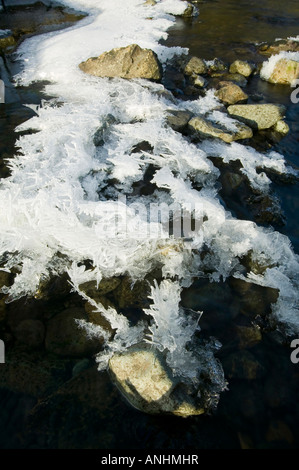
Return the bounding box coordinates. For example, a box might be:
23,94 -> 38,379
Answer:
93,114 -> 117,147
79,276 -> 121,298
223,350 -> 265,380
267,58 -> 299,85
109,344 -> 205,417
259,39 -> 299,56
188,116 -> 253,143
235,325 -> 262,349
113,276 -> 151,309
229,60 -> 254,78
14,319 -> 45,350
215,81 -> 248,105
227,104 -> 286,130
222,72 -> 248,87
79,44 -> 162,81
45,308 -> 103,357
166,109 -> 194,133
0,2 -> 85,54
0,348 -> 72,397
0,35 -> 16,53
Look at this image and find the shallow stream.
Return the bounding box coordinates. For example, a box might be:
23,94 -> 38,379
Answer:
0,0 -> 298,449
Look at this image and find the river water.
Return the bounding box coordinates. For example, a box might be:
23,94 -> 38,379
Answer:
0,0 -> 299,450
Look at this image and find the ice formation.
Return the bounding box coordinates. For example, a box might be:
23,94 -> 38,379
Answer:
0,0 -> 299,406
260,50 -> 299,81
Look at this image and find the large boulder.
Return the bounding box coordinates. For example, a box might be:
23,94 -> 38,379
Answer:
188,116 -> 253,143
267,58 -> 299,85
227,104 -> 286,130
79,44 -> 162,81
109,344 -> 205,417
45,307 -> 104,357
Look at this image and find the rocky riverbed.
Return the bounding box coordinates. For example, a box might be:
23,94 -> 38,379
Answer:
0,0 -> 299,450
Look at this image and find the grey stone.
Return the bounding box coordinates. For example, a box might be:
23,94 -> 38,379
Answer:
188,116 -> 253,143
166,109 -> 194,132
227,104 -> 286,130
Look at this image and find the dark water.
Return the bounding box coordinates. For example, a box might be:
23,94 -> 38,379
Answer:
163,0 -> 299,63
0,0 -> 299,451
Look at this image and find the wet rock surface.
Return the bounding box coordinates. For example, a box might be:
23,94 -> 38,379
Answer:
188,116 -> 253,143
227,104 -> 286,130
109,344 -> 205,417
259,39 -> 299,56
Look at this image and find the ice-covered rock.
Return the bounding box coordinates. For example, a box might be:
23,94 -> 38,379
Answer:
188,116 -> 253,142
180,2 -> 197,18
267,58 -> 299,85
260,52 -> 299,85
79,44 -> 162,81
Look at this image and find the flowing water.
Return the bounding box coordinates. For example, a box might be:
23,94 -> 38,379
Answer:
0,0 -> 299,450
